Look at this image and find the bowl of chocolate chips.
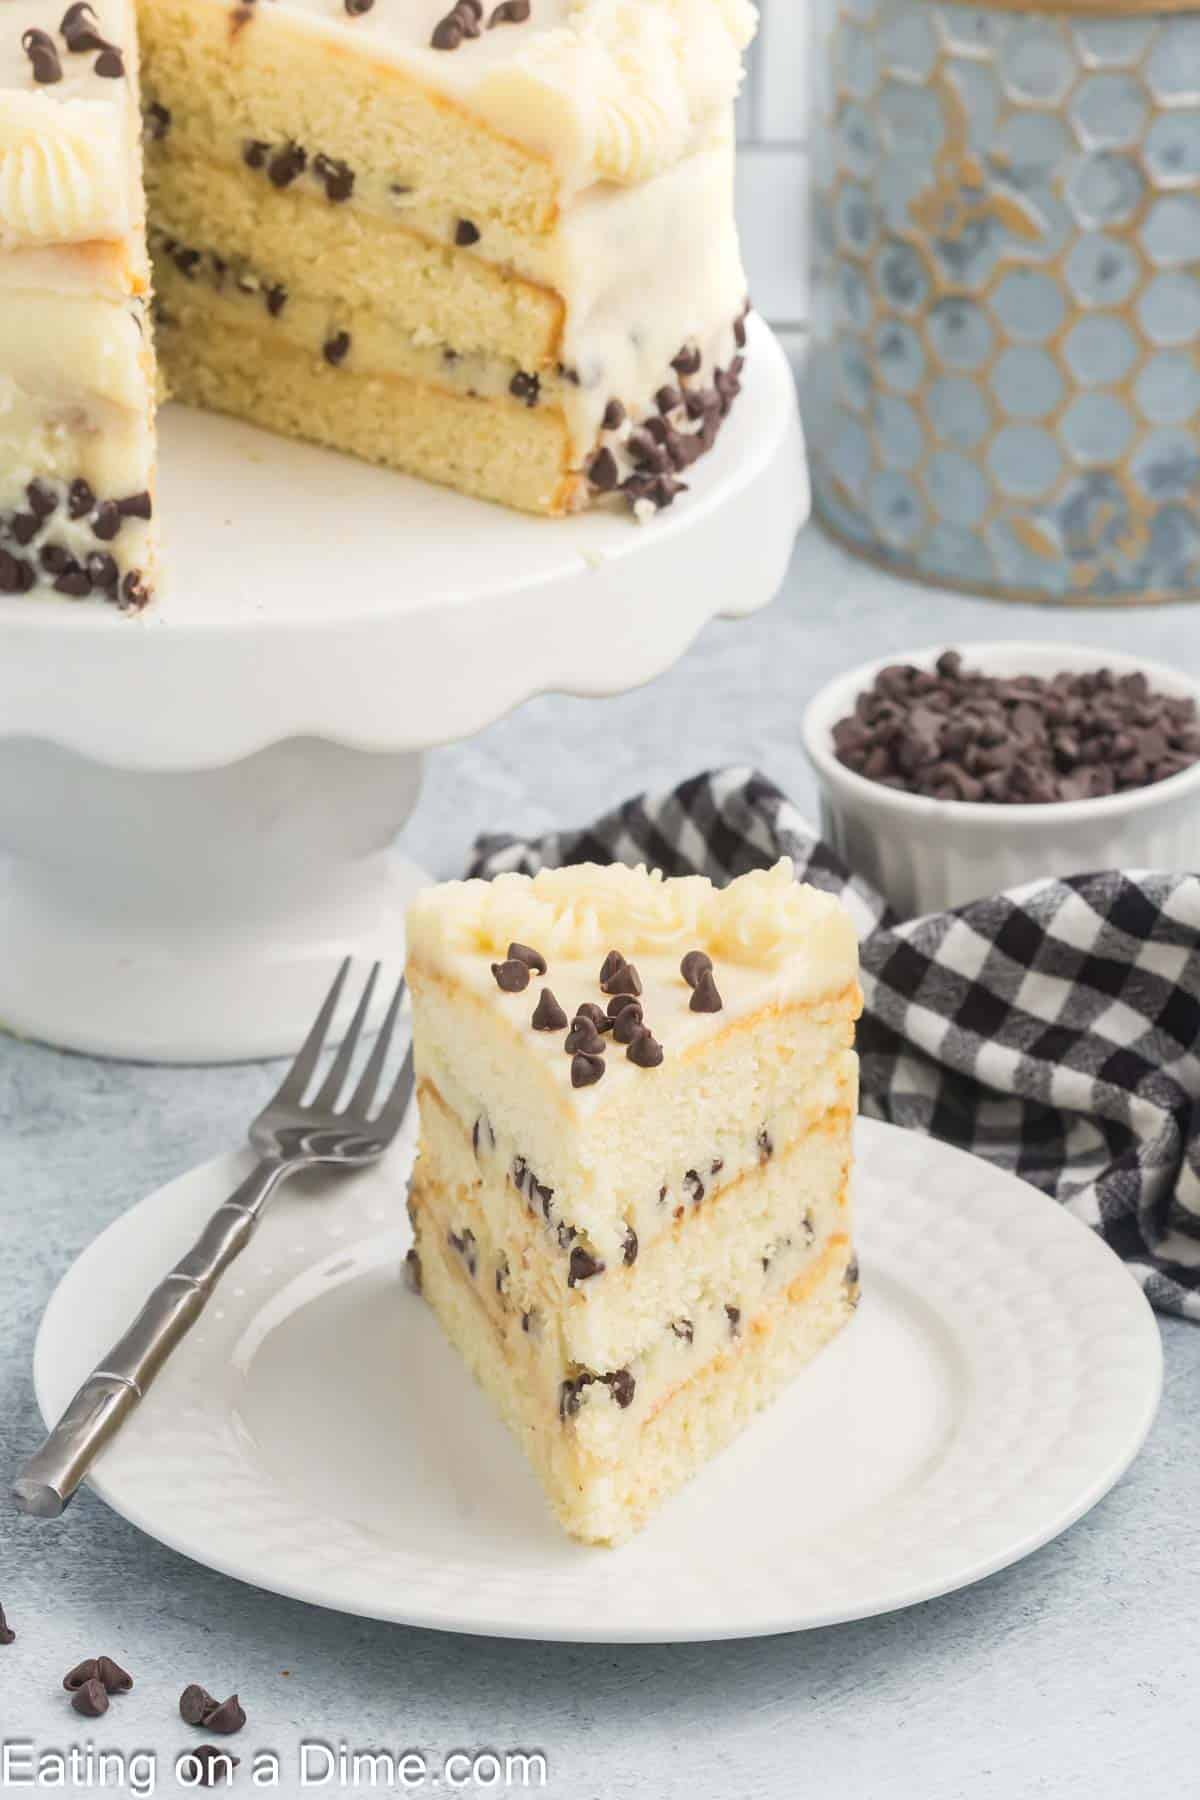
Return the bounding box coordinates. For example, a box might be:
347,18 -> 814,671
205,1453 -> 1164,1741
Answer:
803,644 -> 1200,917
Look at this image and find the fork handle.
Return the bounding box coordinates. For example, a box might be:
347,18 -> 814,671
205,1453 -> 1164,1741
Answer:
13,1158 -> 289,1519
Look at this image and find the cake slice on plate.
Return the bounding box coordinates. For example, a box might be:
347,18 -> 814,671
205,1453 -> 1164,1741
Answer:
0,0 -> 157,606
139,0 -> 756,517
405,860 -> 862,1545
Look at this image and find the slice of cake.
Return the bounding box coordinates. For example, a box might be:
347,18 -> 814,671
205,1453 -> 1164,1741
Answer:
139,0 -> 756,517
0,0 -> 157,606
405,860 -> 862,1545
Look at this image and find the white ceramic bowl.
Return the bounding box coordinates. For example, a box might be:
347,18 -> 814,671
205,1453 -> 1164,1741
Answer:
802,642 -> 1200,917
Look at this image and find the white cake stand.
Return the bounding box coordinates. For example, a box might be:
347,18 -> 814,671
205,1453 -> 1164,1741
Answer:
0,319 -> 806,1062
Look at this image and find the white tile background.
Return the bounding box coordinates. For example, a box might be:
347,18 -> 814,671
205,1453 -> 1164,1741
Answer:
737,3 -> 811,340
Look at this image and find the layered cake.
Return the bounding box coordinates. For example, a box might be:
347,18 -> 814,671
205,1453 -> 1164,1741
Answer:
406,860 -> 862,1545
2,1 -> 758,610
0,0 -> 157,606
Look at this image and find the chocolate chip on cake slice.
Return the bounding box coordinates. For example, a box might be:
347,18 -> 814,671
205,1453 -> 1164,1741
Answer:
574,1002 -> 611,1033
22,28 -> 62,81
567,1245 -> 604,1287
531,988 -> 567,1031
93,43 -> 124,77
680,949 -> 712,989
488,0 -> 529,22
564,1015 -> 606,1056
626,1028 -> 664,1068
322,330 -> 351,366
507,941 -> 547,975
454,218 -> 481,247
601,958 -> 642,998
689,968 -> 723,1013
622,1225 -> 638,1265
60,2 -> 104,49
570,1050 -> 605,1089
604,1368 -> 636,1409
491,957 -> 530,993
610,1003 -> 645,1045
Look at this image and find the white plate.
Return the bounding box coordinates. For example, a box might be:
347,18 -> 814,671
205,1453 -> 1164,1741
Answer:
33,1118 -> 1161,1643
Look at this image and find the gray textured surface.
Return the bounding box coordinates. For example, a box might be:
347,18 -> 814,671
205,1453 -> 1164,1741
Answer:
2,521 -> 1198,1797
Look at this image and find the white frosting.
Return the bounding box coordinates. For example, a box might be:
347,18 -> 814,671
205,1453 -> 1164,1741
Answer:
408,858 -> 858,976
0,0 -> 141,249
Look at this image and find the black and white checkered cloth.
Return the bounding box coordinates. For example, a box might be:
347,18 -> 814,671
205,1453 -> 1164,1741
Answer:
471,767 -> 1200,1321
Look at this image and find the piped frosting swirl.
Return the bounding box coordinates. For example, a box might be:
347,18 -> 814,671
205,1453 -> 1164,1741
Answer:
0,93 -> 127,250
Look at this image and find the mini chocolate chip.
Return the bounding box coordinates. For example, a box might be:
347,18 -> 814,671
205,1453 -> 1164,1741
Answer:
574,1002 -> 611,1033
243,138 -> 269,169
734,311 -> 749,349
93,44 -> 124,77
91,501 -> 121,541
725,1304 -> 741,1336
534,1179 -> 553,1216
145,100 -> 171,138
622,1225 -> 638,1265
72,1679 -> 108,1718
94,1656 -> 132,1692
570,1051 -> 605,1089
116,491 -> 152,519
404,1246 -> 423,1293
598,950 -> 626,986
26,479 -> 56,520
67,477 -> 94,518
184,1746 -> 239,1789
120,569 -> 150,609
605,992 -> 641,1018
11,514 -> 39,546
626,1029 -> 664,1069
0,1603 -> 14,1646
40,545 -> 72,574
204,1695 -> 246,1735
509,370 -> 540,407
670,1319 -> 694,1344
603,961 -> 642,998
507,941 -> 547,974
455,218 -> 480,247
22,28 -> 62,82
611,1004 -> 645,1046
447,1228 -> 477,1276
564,1016 -> 606,1056
683,1170 -> 704,1204
344,0 -> 374,11
680,949 -> 712,989
605,1368 -> 635,1409
54,567 -> 91,598
757,1126 -> 774,1163
63,1659 -> 99,1691
266,284 -> 288,316
602,399 -> 626,431
489,0 -> 529,21
588,447 -> 619,493
313,153 -> 354,202
268,142 -> 307,188
491,957 -> 530,993
180,1684 -> 218,1726
656,384 -> 682,415
323,330 -> 351,366
568,1246 -> 605,1286
671,344 -> 702,377
0,550 -> 34,593
690,968 -> 723,1013
531,988 -> 568,1031
60,2 -> 104,50
559,1372 -> 591,1418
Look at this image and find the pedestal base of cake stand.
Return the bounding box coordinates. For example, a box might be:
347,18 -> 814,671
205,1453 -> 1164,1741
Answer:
0,318 -> 806,1062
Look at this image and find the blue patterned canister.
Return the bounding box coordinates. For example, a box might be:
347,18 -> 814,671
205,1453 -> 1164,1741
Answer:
805,0 -> 1200,602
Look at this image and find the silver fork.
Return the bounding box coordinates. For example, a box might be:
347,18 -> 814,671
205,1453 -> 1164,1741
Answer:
13,959 -> 413,1520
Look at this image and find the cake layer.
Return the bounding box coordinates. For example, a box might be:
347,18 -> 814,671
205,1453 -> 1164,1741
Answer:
413,1208 -> 858,1546
411,1083 -> 855,1372
156,301 -> 575,514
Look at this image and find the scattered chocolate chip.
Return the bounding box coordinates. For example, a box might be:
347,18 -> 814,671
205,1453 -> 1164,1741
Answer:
565,1016 -> 606,1056
11,513 -> 39,546
570,1051 -> 605,1089
183,1746 -> 239,1789
845,1253 -> 860,1287
322,330 -> 351,367
511,1155 -> 527,1194
116,491 -> 152,520
93,43 -> 124,77
447,1228 -> 477,1277
683,1170 -> 704,1204
757,1126 -> 774,1163
265,283 -> 288,316
627,1030 -> 664,1069
67,477 -> 94,519
22,28 -> 62,81
489,0 -> 529,21
598,951 -> 627,986
507,941 -> 547,975
91,500 -> 121,541
204,1695 -> 246,1735
60,2 -> 104,49
71,1679 -> 108,1718
40,544 -> 72,574
587,447 -> 618,493
611,1004 -> 645,1046
656,385 -> 682,415
601,958 -> 642,997
54,568 -> 91,598
832,651 -> 1200,804
431,0 -> 482,48
267,142 -> 306,188
509,370 -> 540,407
725,1304 -> 742,1336
0,550 -> 34,593
534,1179 -> 553,1216
559,1372 -> 592,1419
64,1660 -> 99,1690
180,1684 -> 218,1726
573,1002 -> 611,1033
671,344 -> 702,377
120,569 -> 150,609
604,1368 -> 636,1409
95,1656 -> 132,1692
242,138 -> 269,169
670,1319 -> 694,1344
605,992 -> 640,1019
313,153 -> 354,202
455,218 -> 480,247
344,0 -> 374,11
145,100 -> 171,139
0,1604 -> 13,1645
568,1245 -> 604,1286
404,1246 -> 422,1293
711,1157 -> 725,1175
491,957 -> 530,993
26,479 -> 56,520
622,1225 -> 638,1265
494,1256 -> 509,1297
680,949 -> 712,989
531,988 -> 567,1031
601,399 -> 626,431
690,968 -> 723,1013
